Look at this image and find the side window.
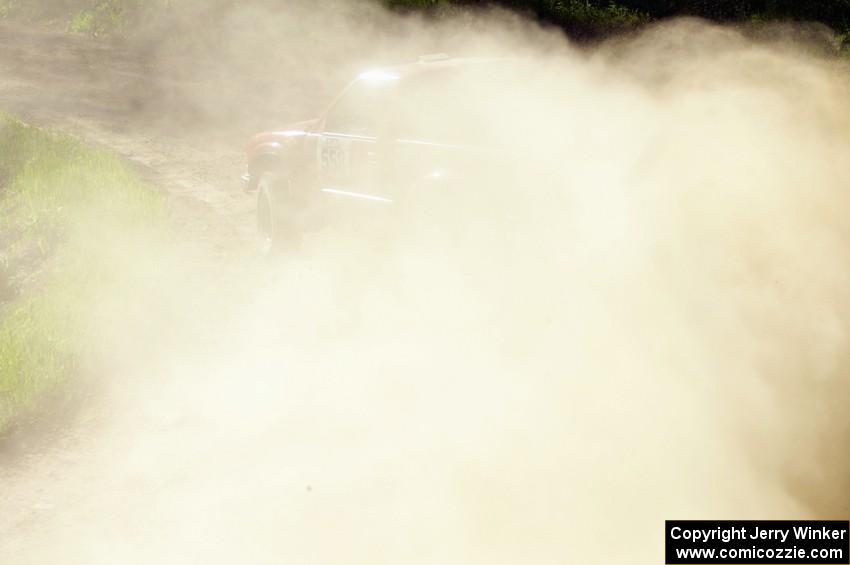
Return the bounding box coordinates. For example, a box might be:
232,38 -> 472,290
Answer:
324,77 -> 394,137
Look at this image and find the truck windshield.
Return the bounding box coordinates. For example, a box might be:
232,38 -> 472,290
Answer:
391,62 -> 530,147
324,74 -> 397,137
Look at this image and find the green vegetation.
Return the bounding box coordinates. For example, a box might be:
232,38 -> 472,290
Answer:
389,0 -> 850,39
387,0 -> 651,37
2,0 -> 850,40
0,0 -> 141,34
0,116 -> 163,432
507,0 -> 650,37
66,0 -> 127,35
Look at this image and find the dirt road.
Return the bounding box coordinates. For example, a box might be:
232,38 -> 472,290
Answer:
0,23 -> 264,560
0,23 -> 257,253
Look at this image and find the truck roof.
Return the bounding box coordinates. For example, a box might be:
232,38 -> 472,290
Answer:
356,56 -> 512,84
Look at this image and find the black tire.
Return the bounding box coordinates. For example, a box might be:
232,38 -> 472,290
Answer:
256,173 -> 296,256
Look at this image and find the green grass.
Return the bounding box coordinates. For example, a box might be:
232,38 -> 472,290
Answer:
0,115 -> 163,432
67,1 -> 126,36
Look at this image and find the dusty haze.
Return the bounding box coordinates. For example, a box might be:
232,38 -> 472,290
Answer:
1,2 -> 849,564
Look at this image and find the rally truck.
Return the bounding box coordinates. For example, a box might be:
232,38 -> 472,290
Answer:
242,55 -> 516,253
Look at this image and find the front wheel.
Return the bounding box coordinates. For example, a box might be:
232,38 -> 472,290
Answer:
256,173 -> 296,256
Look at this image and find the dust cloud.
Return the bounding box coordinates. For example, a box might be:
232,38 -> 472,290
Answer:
3,2 -> 850,564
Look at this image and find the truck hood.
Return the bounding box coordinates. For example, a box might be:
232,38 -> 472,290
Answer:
246,119 -> 318,152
